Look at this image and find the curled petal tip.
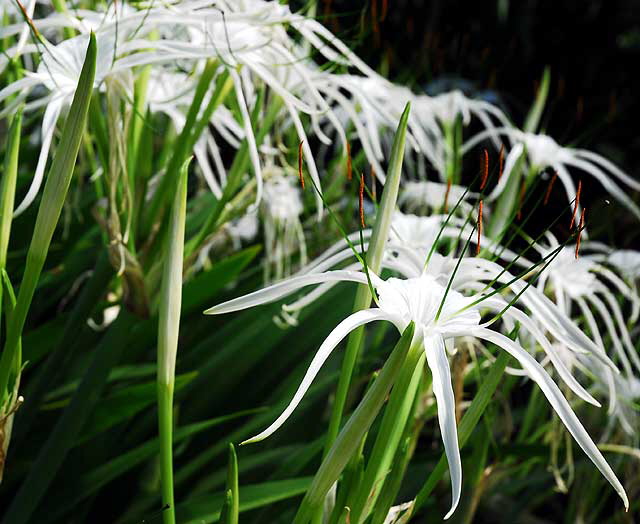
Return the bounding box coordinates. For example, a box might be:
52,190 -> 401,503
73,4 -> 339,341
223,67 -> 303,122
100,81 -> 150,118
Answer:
444,505 -> 457,520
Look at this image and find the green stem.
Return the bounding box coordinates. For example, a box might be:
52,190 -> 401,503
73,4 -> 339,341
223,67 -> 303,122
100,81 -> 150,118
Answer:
323,103 -> 410,456
158,382 -> 176,524
157,159 -> 189,524
350,338 -> 425,522
295,323 -> 415,524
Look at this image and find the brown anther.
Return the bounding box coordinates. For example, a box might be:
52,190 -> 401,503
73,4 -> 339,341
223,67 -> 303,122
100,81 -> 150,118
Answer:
480,149 -> 489,190
298,141 -> 305,189
15,0 -> 40,38
359,174 -> 366,228
569,180 -> 582,229
346,142 -> 352,181
370,165 -> 377,202
544,169 -> 558,206
372,0 -> 380,41
476,200 -> 484,255
516,179 -> 526,220
498,144 -> 504,181
575,208 -> 586,259
443,179 -> 452,212
381,0 -> 388,21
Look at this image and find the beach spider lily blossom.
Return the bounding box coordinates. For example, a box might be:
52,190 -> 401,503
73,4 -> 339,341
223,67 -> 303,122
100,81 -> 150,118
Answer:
0,31 -> 122,215
532,235 -> 640,379
282,212 -> 616,407
462,128 -> 640,220
205,269 -> 629,517
261,168 -> 307,283
398,181 -> 476,216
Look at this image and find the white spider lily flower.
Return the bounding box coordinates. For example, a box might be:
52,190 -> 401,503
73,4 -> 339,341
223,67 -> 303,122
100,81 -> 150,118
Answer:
534,236 -> 640,379
145,68 -> 233,199
606,249 -> 640,281
398,180 -> 475,216
0,31 -> 125,215
282,212 -> 620,407
205,269 -> 628,516
599,373 -> 640,437
462,128 -> 640,220
261,169 -> 306,283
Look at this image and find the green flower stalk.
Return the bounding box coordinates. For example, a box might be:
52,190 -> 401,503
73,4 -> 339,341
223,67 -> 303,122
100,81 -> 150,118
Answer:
157,159 -> 189,524
323,102 -> 411,454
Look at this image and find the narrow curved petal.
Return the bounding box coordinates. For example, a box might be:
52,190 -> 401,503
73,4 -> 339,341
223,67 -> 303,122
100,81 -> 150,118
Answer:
564,157 -> 640,221
424,334 -> 462,519
242,309 -> 397,444
473,328 -> 629,510
14,97 -> 63,217
573,149 -> 640,192
204,269 -> 376,315
230,69 -> 263,210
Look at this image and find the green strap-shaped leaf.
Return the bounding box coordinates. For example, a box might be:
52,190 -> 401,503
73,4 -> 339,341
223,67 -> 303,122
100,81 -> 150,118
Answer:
295,322 -> 415,523
324,103 -> 411,452
3,310 -> 136,524
0,33 -> 97,401
0,109 -> 22,270
224,444 -> 239,524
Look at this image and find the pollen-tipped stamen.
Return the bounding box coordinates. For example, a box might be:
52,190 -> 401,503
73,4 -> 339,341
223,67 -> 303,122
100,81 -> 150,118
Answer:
298,141 -> 305,190
359,174 -> 366,228
569,180 -> 582,229
443,179 -> 452,213
575,208 -> 586,259
476,200 -> 483,256
480,149 -> 489,190
544,169 -> 558,206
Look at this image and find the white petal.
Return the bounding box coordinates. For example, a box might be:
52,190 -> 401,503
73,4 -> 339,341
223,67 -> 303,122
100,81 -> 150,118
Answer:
14,98 -> 63,217
230,69 -> 263,211
473,327 -> 629,510
204,270 -> 375,315
424,334 -> 462,520
242,309 -> 397,444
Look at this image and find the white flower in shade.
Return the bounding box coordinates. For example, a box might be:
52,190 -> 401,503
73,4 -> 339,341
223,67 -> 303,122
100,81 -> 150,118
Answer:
261,169 -> 306,283
462,128 -> 640,220
0,30 -> 127,215
205,269 -> 628,517
419,89 -> 511,134
533,236 -> 640,381
398,180 -> 475,216
606,249 -> 640,281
